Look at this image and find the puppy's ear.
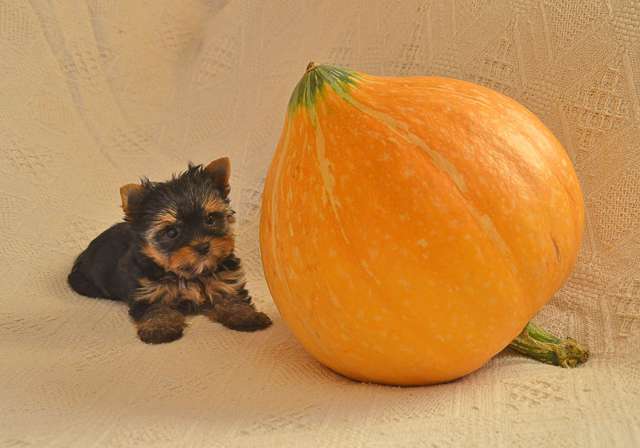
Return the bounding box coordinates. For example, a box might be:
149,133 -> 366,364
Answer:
204,157 -> 231,197
120,183 -> 144,217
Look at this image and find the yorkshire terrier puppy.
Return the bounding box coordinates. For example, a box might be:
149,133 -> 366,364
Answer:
67,157 -> 272,344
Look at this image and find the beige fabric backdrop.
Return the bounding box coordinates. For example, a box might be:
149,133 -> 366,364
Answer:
1,0 -> 639,446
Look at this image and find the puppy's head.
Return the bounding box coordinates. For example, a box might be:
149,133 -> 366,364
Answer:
121,157 -> 236,278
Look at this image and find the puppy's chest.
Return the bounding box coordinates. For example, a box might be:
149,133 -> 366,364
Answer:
135,271 -> 240,306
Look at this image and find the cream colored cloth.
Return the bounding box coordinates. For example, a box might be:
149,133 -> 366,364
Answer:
1,1 -> 638,446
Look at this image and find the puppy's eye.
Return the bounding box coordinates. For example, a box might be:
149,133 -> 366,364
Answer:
206,212 -> 224,225
165,227 -> 178,239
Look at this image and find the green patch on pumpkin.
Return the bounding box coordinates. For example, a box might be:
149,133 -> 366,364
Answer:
288,63 -> 361,114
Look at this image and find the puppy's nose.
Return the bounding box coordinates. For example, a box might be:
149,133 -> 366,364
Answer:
195,242 -> 210,255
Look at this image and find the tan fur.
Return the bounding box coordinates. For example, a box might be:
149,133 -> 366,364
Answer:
203,196 -> 227,214
134,262 -> 246,308
201,267 -> 245,301
134,278 -> 205,307
133,257 -> 270,334
210,235 -> 234,262
152,210 -> 177,227
141,244 -> 169,270
179,282 -> 206,305
167,246 -> 201,275
120,183 -> 143,214
134,277 -> 180,305
191,238 -> 211,247
161,235 -> 235,278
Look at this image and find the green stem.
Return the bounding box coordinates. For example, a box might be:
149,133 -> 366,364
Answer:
508,321 -> 589,368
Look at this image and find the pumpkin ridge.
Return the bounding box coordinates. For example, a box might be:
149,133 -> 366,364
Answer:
312,114 -> 351,243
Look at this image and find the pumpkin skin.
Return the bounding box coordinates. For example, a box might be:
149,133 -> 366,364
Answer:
259,64 -> 584,386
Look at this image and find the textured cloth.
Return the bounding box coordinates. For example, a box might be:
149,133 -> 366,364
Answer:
1,1 -> 639,446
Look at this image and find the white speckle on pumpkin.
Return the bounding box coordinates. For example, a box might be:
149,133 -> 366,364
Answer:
360,260 -> 380,283
398,279 -> 412,291
417,239 -> 428,248
402,167 -> 416,178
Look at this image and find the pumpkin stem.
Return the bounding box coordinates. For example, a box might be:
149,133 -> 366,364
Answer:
508,321 -> 589,368
305,61 -> 318,74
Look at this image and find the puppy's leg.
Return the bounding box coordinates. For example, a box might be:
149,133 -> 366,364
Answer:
67,268 -> 103,298
130,301 -> 186,344
206,298 -> 272,332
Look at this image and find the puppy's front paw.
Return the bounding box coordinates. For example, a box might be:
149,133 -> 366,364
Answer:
207,302 -> 272,332
136,307 -> 186,344
226,310 -> 272,332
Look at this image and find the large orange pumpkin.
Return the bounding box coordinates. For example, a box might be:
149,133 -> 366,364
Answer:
259,63 -> 585,385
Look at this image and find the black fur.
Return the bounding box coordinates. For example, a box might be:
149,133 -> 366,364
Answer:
68,222 -> 144,301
